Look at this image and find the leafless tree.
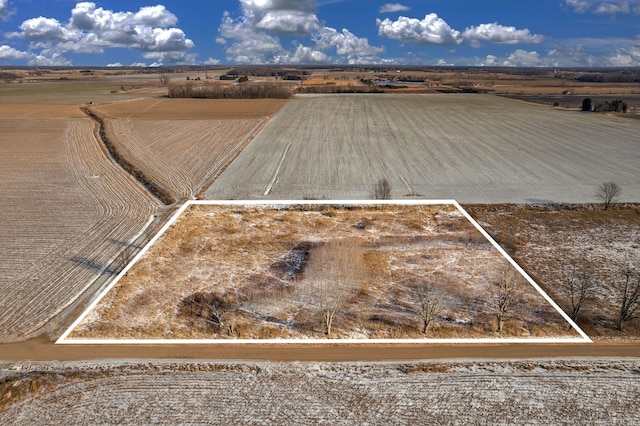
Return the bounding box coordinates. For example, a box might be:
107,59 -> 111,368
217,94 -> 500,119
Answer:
373,177 -> 391,200
617,269 -> 640,331
567,267 -> 594,322
595,181 -> 621,210
159,74 -> 170,86
491,271 -> 520,334
305,238 -> 364,337
416,282 -> 443,335
178,291 -> 233,330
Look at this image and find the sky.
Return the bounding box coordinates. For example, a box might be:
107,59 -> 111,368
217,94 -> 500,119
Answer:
0,0 -> 639,67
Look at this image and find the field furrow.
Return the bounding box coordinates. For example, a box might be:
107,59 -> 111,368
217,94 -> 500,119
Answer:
206,94 -> 640,202
105,118 -> 265,200
2,361 -> 639,424
0,117 -> 155,341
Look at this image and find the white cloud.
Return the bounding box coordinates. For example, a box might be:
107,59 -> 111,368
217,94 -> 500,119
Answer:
16,17 -> 80,42
0,44 -> 33,60
204,57 -> 221,65
314,27 -> 385,63
256,10 -> 321,34
605,44 -> 640,65
219,1 -> 384,64
564,0 -> 640,14
237,0 -> 320,35
379,3 -> 411,13
0,0 -> 12,21
377,14 -> 462,45
281,44 -> 331,63
30,51 -> 73,66
463,23 -> 545,46
501,50 -> 545,67
9,2 -> 194,65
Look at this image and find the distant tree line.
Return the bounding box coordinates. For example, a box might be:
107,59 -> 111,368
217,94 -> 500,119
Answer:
224,67 -> 312,79
581,97 -> 628,113
574,71 -> 640,83
167,82 -> 295,99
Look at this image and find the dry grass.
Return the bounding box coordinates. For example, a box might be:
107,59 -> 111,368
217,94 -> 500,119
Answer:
467,204 -> 640,337
70,204 -> 577,340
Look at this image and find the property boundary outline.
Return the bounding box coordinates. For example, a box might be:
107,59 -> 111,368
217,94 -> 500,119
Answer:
57,199 -> 591,344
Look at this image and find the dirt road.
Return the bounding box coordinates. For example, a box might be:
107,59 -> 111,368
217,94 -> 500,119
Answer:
0,336 -> 638,361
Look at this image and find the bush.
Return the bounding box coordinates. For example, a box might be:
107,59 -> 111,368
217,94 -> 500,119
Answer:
594,99 -> 628,113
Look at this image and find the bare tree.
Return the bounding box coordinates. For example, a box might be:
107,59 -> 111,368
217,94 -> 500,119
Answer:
567,267 -> 594,323
491,271 -> 520,334
373,177 -> 391,200
159,74 -> 170,86
617,269 -> 640,331
416,282 -> 443,335
305,238 -> 364,337
595,182 -> 621,210
178,291 -> 233,330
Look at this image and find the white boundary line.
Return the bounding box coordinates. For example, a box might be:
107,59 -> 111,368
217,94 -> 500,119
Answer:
57,200 -> 591,345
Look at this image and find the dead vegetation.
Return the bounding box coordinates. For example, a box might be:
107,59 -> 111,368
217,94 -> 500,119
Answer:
467,203 -> 640,338
69,203 -> 577,340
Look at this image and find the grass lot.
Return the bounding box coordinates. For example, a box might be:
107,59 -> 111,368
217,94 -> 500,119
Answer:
68,203 -> 577,341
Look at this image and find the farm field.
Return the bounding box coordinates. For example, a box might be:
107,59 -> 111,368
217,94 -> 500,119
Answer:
206,93 -> 640,203
87,98 -> 287,201
2,360 -> 639,424
66,202 -> 579,341
1,67 -> 639,425
0,106 -> 158,342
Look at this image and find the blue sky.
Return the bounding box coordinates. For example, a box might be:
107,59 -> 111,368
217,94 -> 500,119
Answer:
0,1 -> 639,66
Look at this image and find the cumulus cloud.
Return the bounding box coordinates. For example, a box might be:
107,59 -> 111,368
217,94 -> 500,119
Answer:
314,27 -> 385,63
377,14 -> 462,45
604,44 -> 640,65
463,23 -> 544,46
219,1 -> 384,64
0,44 -> 33,60
379,3 -> 410,13
0,0 -> 12,21
500,50 -> 545,67
17,17 -> 80,42
236,0 -> 320,35
564,0 -> 640,14
8,2 -> 194,65
283,44 -> 331,63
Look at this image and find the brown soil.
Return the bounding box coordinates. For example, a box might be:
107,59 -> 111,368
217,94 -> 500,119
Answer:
90,97 -> 289,119
0,335 -> 638,361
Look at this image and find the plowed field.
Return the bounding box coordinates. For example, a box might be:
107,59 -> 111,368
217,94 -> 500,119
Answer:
104,118 -> 265,200
0,110 -> 156,342
2,360 -> 639,424
206,94 -> 640,203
